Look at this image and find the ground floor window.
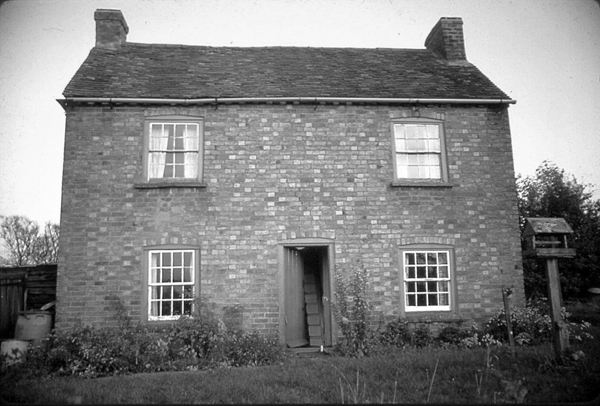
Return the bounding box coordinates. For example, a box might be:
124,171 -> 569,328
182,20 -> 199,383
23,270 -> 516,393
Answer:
143,247 -> 199,321
399,246 -> 454,312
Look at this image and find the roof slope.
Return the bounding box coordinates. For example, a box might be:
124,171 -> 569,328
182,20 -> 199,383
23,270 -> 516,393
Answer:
63,43 -> 510,100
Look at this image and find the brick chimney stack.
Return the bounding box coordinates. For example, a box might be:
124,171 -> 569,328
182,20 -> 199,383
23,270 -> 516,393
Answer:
94,9 -> 128,50
424,17 -> 466,61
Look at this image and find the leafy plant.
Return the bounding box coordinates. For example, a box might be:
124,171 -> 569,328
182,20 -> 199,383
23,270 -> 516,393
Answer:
327,260 -> 374,357
1,301 -> 285,379
484,299 -> 594,346
378,317 -> 412,348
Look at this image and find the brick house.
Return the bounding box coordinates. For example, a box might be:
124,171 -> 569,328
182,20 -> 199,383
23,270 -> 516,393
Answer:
56,9 -> 524,347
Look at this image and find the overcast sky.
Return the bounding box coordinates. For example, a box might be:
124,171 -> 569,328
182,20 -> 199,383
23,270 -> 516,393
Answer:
1,0 -> 599,226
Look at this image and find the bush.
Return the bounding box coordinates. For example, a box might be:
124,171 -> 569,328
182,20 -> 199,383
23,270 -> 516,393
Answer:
484,299 -> 594,346
328,260 -> 374,357
2,313 -> 285,379
378,317 -> 412,348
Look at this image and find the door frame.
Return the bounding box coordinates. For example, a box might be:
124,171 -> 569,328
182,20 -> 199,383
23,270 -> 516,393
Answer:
277,238 -> 336,346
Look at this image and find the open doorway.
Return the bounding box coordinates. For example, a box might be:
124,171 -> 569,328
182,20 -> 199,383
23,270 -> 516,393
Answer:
280,242 -> 334,348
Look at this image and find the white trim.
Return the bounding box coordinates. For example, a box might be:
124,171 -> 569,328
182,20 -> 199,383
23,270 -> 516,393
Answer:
401,249 -> 452,313
147,249 -> 196,321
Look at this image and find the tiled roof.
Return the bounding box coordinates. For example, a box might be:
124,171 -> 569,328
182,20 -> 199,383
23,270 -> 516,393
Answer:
63,43 -> 510,100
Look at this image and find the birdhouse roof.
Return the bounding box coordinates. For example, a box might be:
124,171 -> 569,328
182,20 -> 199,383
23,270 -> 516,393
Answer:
522,218 -> 574,238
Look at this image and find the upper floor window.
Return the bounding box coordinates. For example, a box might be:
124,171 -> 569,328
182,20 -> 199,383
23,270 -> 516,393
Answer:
140,116 -> 205,187
391,119 -> 448,184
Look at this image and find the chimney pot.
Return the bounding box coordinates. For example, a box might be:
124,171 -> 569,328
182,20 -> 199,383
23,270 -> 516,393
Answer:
94,9 -> 128,50
424,17 -> 466,61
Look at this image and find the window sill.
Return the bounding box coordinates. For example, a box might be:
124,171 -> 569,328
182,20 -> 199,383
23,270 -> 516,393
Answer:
390,181 -> 456,188
134,181 -> 207,189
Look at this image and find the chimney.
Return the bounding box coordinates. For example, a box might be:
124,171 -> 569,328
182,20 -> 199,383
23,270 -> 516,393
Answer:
424,17 -> 466,61
94,9 -> 128,50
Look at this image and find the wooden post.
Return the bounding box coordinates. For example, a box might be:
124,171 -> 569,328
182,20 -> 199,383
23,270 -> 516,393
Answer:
502,287 -> 515,350
545,258 -> 569,357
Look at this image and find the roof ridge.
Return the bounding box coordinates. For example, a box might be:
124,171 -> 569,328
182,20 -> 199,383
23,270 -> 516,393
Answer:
120,42 -> 431,52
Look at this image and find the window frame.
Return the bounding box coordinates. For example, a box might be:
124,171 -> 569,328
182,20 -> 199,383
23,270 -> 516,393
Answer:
137,115 -> 206,188
398,244 -> 457,316
141,245 -> 201,324
390,118 -> 450,186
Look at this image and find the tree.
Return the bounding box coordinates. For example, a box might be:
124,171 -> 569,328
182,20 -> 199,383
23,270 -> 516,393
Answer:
517,161 -> 600,298
0,215 -> 60,266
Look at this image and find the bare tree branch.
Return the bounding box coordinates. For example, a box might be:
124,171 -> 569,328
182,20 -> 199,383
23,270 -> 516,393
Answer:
0,215 -> 60,266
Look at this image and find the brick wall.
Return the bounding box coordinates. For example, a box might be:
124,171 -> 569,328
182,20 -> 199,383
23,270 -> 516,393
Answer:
56,103 -> 524,332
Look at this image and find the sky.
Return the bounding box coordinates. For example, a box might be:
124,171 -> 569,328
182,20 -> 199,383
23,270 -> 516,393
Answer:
0,0 -> 599,227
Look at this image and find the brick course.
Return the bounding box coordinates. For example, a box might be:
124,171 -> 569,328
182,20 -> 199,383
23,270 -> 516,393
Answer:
56,103 -> 524,333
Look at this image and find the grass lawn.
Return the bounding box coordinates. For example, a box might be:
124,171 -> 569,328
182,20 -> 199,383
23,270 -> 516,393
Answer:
2,301 -> 599,404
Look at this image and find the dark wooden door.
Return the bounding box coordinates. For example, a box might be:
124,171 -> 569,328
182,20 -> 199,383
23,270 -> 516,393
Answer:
0,276 -> 25,339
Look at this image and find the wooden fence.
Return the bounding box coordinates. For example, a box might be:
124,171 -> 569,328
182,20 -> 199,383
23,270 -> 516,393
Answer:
0,264 -> 57,339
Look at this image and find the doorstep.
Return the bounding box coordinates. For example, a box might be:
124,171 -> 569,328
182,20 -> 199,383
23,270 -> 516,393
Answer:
290,346 -> 332,357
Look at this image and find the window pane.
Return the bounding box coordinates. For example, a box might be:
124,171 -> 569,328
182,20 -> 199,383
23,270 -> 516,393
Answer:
428,266 -> 437,278
407,295 -> 416,306
151,287 -> 161,300
173,268 -> 182,283
162,268 -> 171,283
184,252 -> 193,267
163,286 -> 172,299
173,286 -> 183,299
438,252 -> 448,264
425,125 -> 439,139
184,267 -> 192,282
418,166 -> 430,178
406,253 -> 415,265
184,301 -> 193,315
407,282 -> 415,292
407,267 -> 415,279
407,166 -> 419,178
439,266 -> 449,278
395,138 -> 407,152
427,253 -> 437,264
428,294 -> 438,306
175,165 -> 185,178
184,286 -> 194,298
417,266 -> 426,279
427,281 -> 438,292
430,166 -> 441,179
417,294 -> 427,306
439,281 -> 449,292
428,139 -> 441,152
186,125 -> 198,150
416,253 -> 426,264
440,294 -> 449,305
416,281 -> 426,292
161,301 -> 171,317
150,301 -> 159,317
173,301 -> 182,316
173,253 -> 182,266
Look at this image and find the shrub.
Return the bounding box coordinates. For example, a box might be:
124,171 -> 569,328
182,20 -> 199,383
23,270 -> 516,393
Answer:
2,310 -> 284,379
438,326 -> 463,346
412,323 -> 434,348
484,299 -> 594,346
378,317 -> 412,348
327,260 -> 374,357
